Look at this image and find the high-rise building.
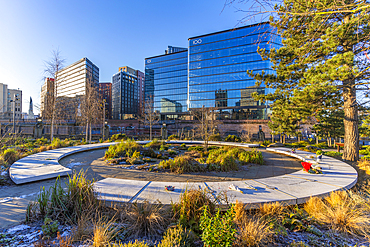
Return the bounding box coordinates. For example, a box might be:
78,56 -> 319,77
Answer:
0,83 -> 8,117
145,46 -> 188,120
43,58 -> 99,120
144,22 -> 280,121
112,69 -> 138,119
56,57 -> 99,98
119,66 -> 145,114
99,82 -> 112,119
188,22 -> 278,119
40,78 -> 55,118
0,83 -> 22,119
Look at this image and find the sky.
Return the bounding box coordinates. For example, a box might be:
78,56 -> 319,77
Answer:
0,0 -> 258,114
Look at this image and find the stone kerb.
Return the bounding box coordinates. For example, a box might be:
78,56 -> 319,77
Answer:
9,142 -> 117,185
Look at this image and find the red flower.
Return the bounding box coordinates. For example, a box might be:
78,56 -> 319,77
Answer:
301,162 -> 312,172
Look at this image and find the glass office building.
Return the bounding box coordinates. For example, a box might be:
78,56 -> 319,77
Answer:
112,70 -> 138,119
188,22 -> 280,120
144,22 -> 281,121
145,46 -> 188,120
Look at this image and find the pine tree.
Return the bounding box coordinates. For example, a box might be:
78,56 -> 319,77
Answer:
248,0 -> 370,161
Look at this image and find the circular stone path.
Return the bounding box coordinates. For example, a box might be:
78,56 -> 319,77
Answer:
9,141 -> 358,209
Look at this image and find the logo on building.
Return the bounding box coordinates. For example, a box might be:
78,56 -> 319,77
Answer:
147,59 -> 151,63
192,39 -> 202,45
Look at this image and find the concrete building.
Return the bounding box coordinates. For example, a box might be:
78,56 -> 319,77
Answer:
0,83 -> 22,119
40,78 -> 54,118
56,57 -> 99,98
7,89 -> 22,119
99,82 -> 112,119
41,58 -> 99,121
112,69 -> 138,119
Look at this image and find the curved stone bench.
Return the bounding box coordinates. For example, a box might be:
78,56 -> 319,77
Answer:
10,141 -> 357,208
9,143 -> 117,184
93,144 -> 358,207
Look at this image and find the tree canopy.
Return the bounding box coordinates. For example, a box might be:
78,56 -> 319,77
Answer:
247,0 -> 370,161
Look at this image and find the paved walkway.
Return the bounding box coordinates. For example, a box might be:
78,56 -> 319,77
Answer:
8,141 -> 357,210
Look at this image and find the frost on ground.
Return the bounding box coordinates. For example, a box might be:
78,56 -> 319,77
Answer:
0,224 -> 71,247
0,192 -> 39,203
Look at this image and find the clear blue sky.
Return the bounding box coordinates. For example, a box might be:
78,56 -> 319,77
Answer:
0,0 -> 257,114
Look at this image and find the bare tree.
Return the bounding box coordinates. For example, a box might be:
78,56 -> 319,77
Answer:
192,106 -> 220,152
139,96 -> 159,140
81,77 -> 101,143
44,49 -> 65,141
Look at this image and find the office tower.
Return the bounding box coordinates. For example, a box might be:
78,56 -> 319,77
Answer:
99,82 -> 112,119
144,46 -> 188,121
112,69 -> 138,119
188,22 -> 279,120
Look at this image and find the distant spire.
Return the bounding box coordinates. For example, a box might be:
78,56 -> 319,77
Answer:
28,96 -> 34,119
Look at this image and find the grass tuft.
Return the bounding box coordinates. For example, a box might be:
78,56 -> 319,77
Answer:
304,191 -> 370,235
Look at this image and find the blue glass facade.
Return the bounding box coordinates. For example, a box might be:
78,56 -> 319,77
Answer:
144,22 -> 281,120
145,48 -> 188,120
112,71 -> 138,119
188,23 -> 281,119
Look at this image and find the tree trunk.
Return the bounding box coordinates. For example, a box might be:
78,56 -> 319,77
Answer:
85,121 -> 89,142
272,134 -> 274,143
150,123 -> 152,141
343,79 -> 359,161
89,122 -> 92,144
283,135 -> 286,144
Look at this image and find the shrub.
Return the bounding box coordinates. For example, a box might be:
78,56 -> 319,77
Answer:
111,133 -> 127,141
38,146 -> 48,152
359,149 -> 369,155
2,148 -> 19,165
144,139 -> 163,150
235,217 -> 272,247
324,151 -> 342,159
158,155 -> 202,174
173,189 -> 215,234
93,217 -> 117,247
200,205 -> 236,247
168,149 -> 177,155
188,146 -> 204,152
51,138 -> 63,149
33,170 -> 98,224
209,133 -> 222,141
358,160 -> 370,175
158,225 -> 196,247
41,217 -> 59,238
168,134 -> 179,140
124,201 -> 168,237
105,139 -> 141,159
224,135 -> 241,142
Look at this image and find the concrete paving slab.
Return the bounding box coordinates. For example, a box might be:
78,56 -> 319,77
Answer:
94,178 -> 149,203
134,181 -> 206,204
255,175 -> 341,204
204,180 -> 297,208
